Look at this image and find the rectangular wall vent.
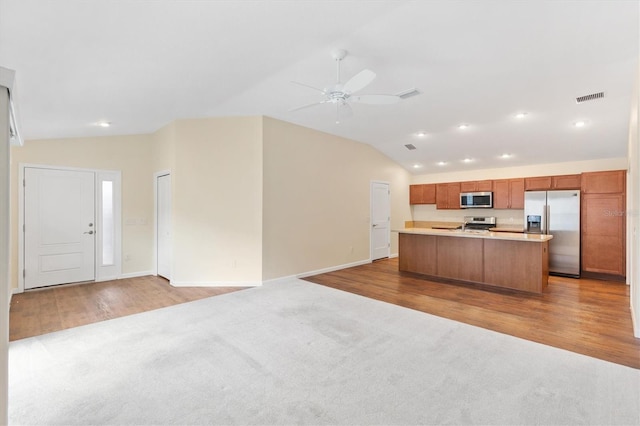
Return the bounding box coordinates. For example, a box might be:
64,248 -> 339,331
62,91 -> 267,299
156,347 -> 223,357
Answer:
576,91 -> 605,103
397,88 -> 421,100
404,144 -> 417,150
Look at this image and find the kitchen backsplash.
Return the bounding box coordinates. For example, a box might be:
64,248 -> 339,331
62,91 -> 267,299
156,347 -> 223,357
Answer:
411,204 -> 525,227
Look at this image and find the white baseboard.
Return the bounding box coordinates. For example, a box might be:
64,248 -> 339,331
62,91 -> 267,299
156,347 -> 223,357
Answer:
632,301 -> 639,339
169,280 -> 262,288
296,259 -> 372,279
389,253 -> 398,259
120,270 -> 155,279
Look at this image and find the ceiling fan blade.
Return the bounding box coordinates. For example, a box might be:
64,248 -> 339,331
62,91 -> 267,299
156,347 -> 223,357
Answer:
290,80 -> 326,94
350,94 -> 400,105
288,100 -> 327,112
343,69 -> 376,94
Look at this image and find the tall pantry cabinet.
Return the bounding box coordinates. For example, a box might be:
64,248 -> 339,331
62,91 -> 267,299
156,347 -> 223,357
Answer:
581,170 -> 626,279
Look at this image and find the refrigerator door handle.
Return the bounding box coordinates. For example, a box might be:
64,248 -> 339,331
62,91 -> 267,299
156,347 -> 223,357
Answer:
545,204 -> 550,235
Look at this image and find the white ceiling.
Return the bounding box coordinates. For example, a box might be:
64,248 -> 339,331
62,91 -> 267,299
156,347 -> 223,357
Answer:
1,0 -> 638,174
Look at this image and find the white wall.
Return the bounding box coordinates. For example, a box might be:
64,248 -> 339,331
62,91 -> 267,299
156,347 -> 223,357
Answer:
628,63 -> 639,337
0,86 -> 10,426
262,117 -> 412,280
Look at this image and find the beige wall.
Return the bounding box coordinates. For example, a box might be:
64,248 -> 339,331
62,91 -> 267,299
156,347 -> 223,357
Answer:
410,158 -> 629,226
262,117 -> 412,280
10,134 -> 155,290
169,117 -> 263,285
411,157 -> 628,185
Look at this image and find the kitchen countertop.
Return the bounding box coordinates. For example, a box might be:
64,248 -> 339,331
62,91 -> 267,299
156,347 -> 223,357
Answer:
394,227 -> 553,242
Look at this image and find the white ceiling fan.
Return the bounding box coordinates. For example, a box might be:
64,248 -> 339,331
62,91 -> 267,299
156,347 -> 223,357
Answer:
289,49 -> 403,123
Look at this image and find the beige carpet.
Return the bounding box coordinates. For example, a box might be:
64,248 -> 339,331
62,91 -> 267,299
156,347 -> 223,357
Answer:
9,278 -> 640,425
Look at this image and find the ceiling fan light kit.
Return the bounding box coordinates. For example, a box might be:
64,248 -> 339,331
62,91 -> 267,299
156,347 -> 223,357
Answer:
290,49 -> 411,123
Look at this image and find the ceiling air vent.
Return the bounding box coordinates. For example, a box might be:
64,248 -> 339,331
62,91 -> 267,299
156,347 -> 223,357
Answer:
397,88 -> 421,100
576,91 -> 605,104
404,144 -> 417,150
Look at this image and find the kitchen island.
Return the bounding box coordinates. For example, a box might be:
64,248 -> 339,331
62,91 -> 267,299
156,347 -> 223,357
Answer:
396,228 -> 553,294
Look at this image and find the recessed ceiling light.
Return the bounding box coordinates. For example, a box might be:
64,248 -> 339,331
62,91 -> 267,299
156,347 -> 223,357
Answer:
96,121 -> 111,128
515,112 -> 528,119
437,161 -> 447,166
412,164 -> 422,169
458,124 -> 469,130
415,131 -> 427,138
574,120 -> 586,128
500,153 -> 512,159
463,158 -> 473,163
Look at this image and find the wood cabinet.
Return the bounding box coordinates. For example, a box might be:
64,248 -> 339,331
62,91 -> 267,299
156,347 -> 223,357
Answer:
398,232 -> 549,294
436,182 -> 461,209
493,178 -> 524,209
552,174 -> 581,189
524,176 -> 552,191
582,170 -> 625,194
409,184 -> 436,204
460,180 -> 493,192
581,170 -> 626,278
525,174 -> 581,191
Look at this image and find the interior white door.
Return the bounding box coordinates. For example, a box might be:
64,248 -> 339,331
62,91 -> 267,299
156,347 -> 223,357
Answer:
156,174 -> 172,280
24,168 -> 96,289
371,181 -> 390,260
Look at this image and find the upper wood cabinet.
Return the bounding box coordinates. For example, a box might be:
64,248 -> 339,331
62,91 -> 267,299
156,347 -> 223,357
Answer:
493,178 -> 524,209
436,182 -> 461,209
552,174 -> 581,190
524,176 -> 552,191
409,184 -> 436,204
460,180 -> 493,192
525,174 -> 581,191
581,170 -> 625,194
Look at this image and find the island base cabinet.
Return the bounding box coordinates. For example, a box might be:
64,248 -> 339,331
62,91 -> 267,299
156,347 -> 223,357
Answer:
483,240 -> 549,293
398,232 -> 549,294
399,233 -> 437,275
436,236 -> 483,282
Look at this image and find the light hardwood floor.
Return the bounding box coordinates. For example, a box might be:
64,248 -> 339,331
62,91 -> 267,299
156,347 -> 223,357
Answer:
303,258 -> 640,369
10,260 -> 640,369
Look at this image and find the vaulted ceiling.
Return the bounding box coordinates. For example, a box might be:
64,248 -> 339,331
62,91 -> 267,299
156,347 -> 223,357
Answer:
0,1 -> 637,173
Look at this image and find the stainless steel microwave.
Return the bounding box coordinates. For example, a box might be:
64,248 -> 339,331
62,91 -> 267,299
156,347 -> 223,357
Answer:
460,192 -> 493,208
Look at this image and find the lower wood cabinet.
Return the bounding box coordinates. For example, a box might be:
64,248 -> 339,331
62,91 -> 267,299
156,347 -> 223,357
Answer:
581,193 -> 626,276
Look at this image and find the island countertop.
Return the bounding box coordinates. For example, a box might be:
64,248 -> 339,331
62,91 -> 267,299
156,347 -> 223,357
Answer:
394,227 -> 553,242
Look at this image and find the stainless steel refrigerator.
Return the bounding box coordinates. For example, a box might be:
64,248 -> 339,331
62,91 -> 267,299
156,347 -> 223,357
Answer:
524,190 -> 580,277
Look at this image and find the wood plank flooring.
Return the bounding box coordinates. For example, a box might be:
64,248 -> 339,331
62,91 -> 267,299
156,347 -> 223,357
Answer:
11,261 -> 640,370
9,275 -> 247,341
303,258 -> 640,369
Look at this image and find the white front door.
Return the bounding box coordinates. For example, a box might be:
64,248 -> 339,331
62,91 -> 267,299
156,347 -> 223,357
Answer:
24,168 -> 96,289
371,181 -> 390,260
156,173 -> 172,280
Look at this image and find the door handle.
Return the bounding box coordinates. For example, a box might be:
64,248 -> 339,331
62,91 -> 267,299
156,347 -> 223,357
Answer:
372,224 -> 378,227
84,230 -> 94,235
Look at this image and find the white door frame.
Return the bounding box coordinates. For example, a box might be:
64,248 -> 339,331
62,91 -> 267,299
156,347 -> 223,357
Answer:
370,180 -> 391,261
154,170 -> 171,280
18,163 -> 122,293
